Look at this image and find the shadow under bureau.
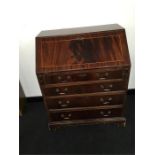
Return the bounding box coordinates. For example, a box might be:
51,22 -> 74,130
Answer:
36,24 -> 131,130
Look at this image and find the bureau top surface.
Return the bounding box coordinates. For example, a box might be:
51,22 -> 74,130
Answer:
36,24 -> 130,73
37,24 -> 124,37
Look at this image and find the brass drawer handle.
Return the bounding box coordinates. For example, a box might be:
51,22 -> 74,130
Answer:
58,101 -> 67,107
99,97 -> 111,105
107,110 -> 111,114
96,72 -> 109,80
62,117 -> 70,120
100,111 -> 109,116
99,77 -> 106,80
59,92 -> 66,95
103,84 -> 113,91
60,113 -> 72,120
100,111 -> 104,115
103,101 -> 110,105
64,88 -> 68,92
61,104 -> 68,107
56,88 -> 60,93
100,110 -> 111,116
100,84 -> 113,90
108,97 -> 112,101
58,101 -> 62,104
104,89 -> 111,92
57,76 -> 62,80
66,100 -> 70,104
67,75 -> 71,80
56,88 -> 68,95
58,100 -> 70,107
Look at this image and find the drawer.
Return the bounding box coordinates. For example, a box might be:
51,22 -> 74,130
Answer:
44,69 -> 129,84
49,108 -> 123,122
45,92 -> 125,109
43,80 -> 126,96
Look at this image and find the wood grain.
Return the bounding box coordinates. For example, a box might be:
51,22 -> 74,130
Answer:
36,24 -> 131,129
36,25 -> 130,73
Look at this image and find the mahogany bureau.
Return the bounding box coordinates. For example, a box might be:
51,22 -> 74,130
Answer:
36,24 -> 131,130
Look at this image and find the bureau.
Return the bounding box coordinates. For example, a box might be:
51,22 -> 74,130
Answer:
36,24 -> 131,130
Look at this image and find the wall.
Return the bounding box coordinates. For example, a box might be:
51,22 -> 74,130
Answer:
19,0 -> 135,97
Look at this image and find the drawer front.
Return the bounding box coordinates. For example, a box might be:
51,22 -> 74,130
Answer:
49,108 -> 123,121
46,93 -> 125,109
43,80 -> 126,96
44,69 -> 129,84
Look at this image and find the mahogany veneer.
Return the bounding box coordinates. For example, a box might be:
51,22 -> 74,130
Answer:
36,24 -> 131,130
